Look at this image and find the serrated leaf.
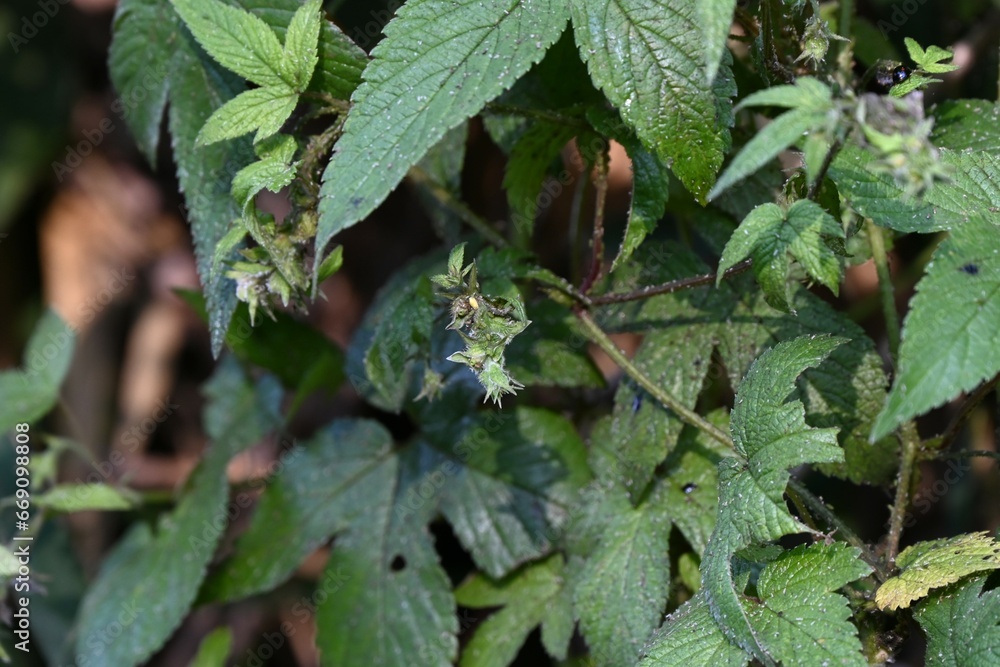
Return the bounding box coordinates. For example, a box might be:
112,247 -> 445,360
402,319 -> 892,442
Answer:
639,593 -> 749,667
74,361 -> 279,667
197,85 -> 298,145
503,121 -> 577,246
434,408 -> 590,578
570,0 -> 735,202
709,107 -> 826,201
235,0 -> 367,100
827,144 -> 942,233
718,200 -> 844,312
171,0 -> 290,88
702,336 -> 846,664
914,575 -> 1000,667
925,150 -> 1000,227
315,0 -> 569,264
741,543 -> 871,666
34,484 -> 139,512
110,0 -> 254,354
282,0 -> 322,90
931,100 -> 1000,152
231,153 -> 299,213
871,217 -> 1000,441
455,554 -> 572,667
875,532 -> 1000,610
574,486 -> 672,667
699,0 -> 738,83
0,309 -> 74,433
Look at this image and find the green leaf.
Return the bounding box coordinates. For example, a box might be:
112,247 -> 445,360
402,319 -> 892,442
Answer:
34,484 -> 139,512
914,575 -> 1000,667
74,361 -> 280,667
904,37 -> 959,74
875,532 -> 1000,611
699,0 -> 738,83
282,0 -> 322,90
709,108 -> 826,202
0,309 -> 74,433
189,627 -> 232,667
871,217 -> 1000,440
456,555 -> 572,667
504,300 -> 604,389
639,593 -> 749,667
827,144 -> 942,233
931,100 -> 1000,153
718,200 -> 844,312
574,486 -> 672,667
0,545 -> 20,579
925,150 -> 1000,228
235,0 -> 367,100
231,134 -> 299,212
571,0 -> 735,202
503,121 -> 577,247
315,0 -> 569,264
702,336 -> 846,664
171,0 -> 291,88
196,85 -> 298,145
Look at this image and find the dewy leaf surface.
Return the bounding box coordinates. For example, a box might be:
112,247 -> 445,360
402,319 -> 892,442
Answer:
871,217 -> 1000,440
74,362 -> 280,667
316,0 -> 570,263
913,575 -> 1000,667
639,593 -> 749,667
875,532 -> 1000,610
702,336 -> 845,664
570,0 -> 735,201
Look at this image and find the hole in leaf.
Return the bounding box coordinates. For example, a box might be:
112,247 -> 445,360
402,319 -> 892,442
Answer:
391,555 -> 407,571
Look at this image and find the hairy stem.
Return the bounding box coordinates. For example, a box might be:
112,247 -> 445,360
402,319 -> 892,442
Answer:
885,421 -> 921,569
575,309 -> 734,448
581,150 -> 610,294
589,258 -> 752,306
865,220 -> 900,362
407,166 -> 508,248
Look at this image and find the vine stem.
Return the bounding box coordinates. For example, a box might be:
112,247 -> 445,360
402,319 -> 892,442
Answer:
575,309 -> 734,448
865,219 -> 900,362
406,166 -> 508,248
885,421 -> 920,568
580,150 -> 610,294
589,258 -> 753,306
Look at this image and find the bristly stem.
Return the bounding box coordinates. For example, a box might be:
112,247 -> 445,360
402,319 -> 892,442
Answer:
589,258 -> 752,306
407,166 -> 508,248
865,219 -> 900,362
575,309 -> 734,448
885,420 -> 921,569
581,150 -> 610,294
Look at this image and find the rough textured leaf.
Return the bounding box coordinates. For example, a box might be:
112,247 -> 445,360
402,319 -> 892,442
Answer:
925,150 -> 1000,227
455,555 -> 572,667
741,543 -> 871,666
914,575 -> 1000,667
718,200 -> 844,311
0,309 -> 74,433
639,593 -> 749,667
876,532 -> 1000,610
702,336 -> 845,664
197,85 -> 298,145
571,0 -> 735,201
827,144 -> 942,233
316,0 -> 570,262
871,217 -> 1000,440
574,486 -> 672,667
613,133 -> 670,271
931,100 -> 1000,153
699,0 -> 737,83
171,0 -> 290,88
281,0 -> 322,90
74,361 -> 279,667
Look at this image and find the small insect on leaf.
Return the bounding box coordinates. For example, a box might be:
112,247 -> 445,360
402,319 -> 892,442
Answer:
960,263 -> 979,275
